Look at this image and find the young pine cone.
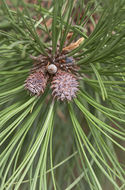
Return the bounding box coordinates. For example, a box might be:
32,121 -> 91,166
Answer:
51,70 -> 79,101
25,69 -> 48,96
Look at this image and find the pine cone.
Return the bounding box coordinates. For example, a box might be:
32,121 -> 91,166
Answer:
51,70 -> 79,101
25,69 -> 48,96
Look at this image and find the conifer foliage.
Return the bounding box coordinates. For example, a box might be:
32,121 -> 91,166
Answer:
0,0 -> 125,189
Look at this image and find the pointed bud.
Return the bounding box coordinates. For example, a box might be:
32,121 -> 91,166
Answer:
51,70 -> 79,101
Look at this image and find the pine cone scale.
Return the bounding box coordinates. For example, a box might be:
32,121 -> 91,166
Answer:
51,71 -> 79,101
25,69 -> 48,96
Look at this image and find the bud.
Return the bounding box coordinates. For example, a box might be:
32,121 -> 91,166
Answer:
47,64 -> 57,74
51,70 -> 79,101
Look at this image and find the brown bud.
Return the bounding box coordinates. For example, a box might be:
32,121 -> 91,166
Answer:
51,70 -> 79,101
25,69 -> 48,96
